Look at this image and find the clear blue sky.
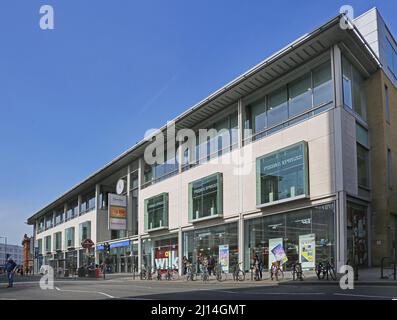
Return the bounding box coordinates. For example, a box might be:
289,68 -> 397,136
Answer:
0,0 -> 396,245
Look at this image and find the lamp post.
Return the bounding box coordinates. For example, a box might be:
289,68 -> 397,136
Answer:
0,236 -> 7,266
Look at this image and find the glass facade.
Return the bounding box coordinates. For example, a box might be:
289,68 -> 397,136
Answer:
356,124 -> 370,190
342,55 -> 367,120
79,221 -> 91,243
142,235 -> 178,272
387,38 -> 397,77
244,203 -> 335,271
246,60 -> 333,140
183,222 -> 238,273
54,232 -> 62,251
65,227 -> 75,248
144,193 -> 168,231
98,240 -> 139,273
44,235 -> 51,253
347,202 -> 368,266
256,142 -> 308,206
189,173 -> 223,222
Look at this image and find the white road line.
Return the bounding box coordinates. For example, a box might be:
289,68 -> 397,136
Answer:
55,286 -> 116,299
334,293 -> 397,300
0,298 -> 17,300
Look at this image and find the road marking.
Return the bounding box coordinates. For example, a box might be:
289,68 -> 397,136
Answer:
0,298 -> 17,300
334,293 -> 397,300
55,286 -> 116,299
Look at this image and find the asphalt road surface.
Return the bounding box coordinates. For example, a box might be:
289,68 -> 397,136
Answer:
0,278 -> 397,300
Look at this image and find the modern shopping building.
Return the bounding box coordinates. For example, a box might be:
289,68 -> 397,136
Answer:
27,8 -> 397,275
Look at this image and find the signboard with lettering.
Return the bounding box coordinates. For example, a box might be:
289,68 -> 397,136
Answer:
108,194 -> 127,230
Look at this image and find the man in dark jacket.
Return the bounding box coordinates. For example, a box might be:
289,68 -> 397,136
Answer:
5,257 -> 17,288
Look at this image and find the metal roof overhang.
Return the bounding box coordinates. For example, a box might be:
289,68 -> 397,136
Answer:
27,14 -> 380,225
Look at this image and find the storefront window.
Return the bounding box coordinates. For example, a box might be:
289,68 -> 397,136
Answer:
189,173 -> 223,222
256,142 -> 308,206
183,222 -> 238,273
65,250 -> 77,275
142,236 -> 178,272
244,203 -> 335,271
144,193 -> 168,231
347,203 -> 368,266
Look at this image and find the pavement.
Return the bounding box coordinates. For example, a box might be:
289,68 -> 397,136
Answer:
0,268 -> 396,300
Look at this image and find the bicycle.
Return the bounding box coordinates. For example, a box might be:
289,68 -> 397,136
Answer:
186,264 -> 197,281
165,267 -> 179,281
270,261 -> 284,281
214,264 -> 227,282
232,262 -> 245,282
201,266 -> 210,282
291,262 -> 304,281
315,260 -> 336,280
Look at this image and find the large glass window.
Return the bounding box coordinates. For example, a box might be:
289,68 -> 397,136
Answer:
144,193 -> 168,231
37,239 -> 43,254
347,203 -> 368,266
267,86 -> 288,129
45,214 -> 53,230
256,142 -> 308,206
189,173 -> 223,221
142,236 -> 178,272
288,73 -> 312,118
54,232 -> 62,251
65,227 -> 75,248
387,38 -> 397,77
244,203 -> 335,271
66,201 -> 78,221
55,208 -> 64,225
313,61 -> 333,108
79,221 -> 91,243
342,56 -> 367,120
356,124 -> 370,189
247,60 -> 333,140
81,192 -> 96,213
44,235 -> 51,253
183,222 -> 238,273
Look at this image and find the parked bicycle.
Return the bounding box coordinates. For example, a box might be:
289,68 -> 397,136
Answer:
186,263 -> 197,281
214,264 -> 227,282
291,262 -> 304,281
270,261 -> 284,281
140,265 -> 154,280
201,265 -> 210,282
232,262 -> 245,282
315,260 -> 337,280
165,267 -> 179,281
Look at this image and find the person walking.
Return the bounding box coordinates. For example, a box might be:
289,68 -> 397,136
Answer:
5,257 -> 17,288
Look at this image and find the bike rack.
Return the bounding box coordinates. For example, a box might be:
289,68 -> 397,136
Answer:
380,257 -> 397,280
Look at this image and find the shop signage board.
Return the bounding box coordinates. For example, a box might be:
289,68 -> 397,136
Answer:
108,193 -> 127,230
81,239 -> 94,249
268,238 -> 288,269
299,234 -> 316,269
154,246 -> 178,270
218,244 -> 229,272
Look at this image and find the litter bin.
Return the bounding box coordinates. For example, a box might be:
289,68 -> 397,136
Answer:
95,268 -> 101,279
64,269 -> 69,277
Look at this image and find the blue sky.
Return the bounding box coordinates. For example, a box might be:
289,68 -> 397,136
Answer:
0,0 -> 396,245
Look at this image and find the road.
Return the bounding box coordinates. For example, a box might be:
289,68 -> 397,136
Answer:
0,277 -> 397,300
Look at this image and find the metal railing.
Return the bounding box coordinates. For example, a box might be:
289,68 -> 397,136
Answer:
380,257 -> 396,280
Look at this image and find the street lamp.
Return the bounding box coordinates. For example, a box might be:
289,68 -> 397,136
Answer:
0,236 -> 7,266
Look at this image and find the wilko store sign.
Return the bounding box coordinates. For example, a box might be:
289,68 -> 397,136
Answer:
108,194 -> 127,231
154,246 -> 178,270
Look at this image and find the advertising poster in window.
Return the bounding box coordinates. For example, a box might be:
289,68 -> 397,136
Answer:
268,238 -> 288,269
299,234 -> 316,269
218,244 -> 229,272
154,246 -> 178,271
108,194 -> 127,230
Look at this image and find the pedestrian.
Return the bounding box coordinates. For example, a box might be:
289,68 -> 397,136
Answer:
5,257 -> 17,288
208,256 -> 215,276
182,256 -> 188,275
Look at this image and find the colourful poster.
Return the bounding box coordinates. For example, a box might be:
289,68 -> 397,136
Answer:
218,245 -> 229,273
299,234 -> 316,269
268,238 -> 288,269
